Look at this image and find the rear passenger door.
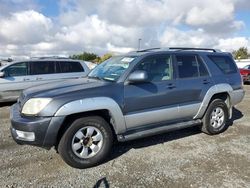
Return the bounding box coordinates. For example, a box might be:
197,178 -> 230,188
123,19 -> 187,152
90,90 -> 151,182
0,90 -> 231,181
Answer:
29,61 -> 60,85
174,54 -> 213,119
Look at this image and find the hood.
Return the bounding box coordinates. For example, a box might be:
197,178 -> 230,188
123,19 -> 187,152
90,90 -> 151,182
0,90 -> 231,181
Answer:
22,78 -> 110,99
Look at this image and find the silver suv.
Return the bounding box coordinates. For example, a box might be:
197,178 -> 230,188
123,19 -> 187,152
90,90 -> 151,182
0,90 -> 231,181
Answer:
0,58 -> 90,102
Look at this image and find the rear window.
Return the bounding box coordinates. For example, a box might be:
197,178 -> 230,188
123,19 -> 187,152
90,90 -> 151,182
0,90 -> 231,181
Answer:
208,55 -> 237,74
59,61 -> 84,73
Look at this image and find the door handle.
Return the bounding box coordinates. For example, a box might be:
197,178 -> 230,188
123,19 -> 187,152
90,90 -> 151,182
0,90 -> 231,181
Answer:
203,79 -> 210,84
36,77 -> 42,80
167,83 -> 176,89
23,78 -> 30,81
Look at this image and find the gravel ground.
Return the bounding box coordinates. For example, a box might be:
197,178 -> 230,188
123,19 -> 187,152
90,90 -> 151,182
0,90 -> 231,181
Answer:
0,86 -> 250,188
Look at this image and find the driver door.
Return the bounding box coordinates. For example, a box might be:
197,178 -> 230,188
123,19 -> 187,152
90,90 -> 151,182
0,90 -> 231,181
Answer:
123,54 -> 180,129
0,62 -> 35,101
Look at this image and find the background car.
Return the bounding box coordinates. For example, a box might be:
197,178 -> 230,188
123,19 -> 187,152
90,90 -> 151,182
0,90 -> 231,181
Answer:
0,58 -> 91,102
239,64 -> 250,84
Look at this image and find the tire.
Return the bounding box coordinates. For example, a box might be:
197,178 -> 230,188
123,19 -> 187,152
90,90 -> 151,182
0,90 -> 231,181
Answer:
201,99 -> 229,135
58,116 -> 113,169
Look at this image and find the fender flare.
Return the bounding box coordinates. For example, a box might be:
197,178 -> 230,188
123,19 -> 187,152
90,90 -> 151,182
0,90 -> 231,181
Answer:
194,83 -> 233,119
55,97 -> 126,134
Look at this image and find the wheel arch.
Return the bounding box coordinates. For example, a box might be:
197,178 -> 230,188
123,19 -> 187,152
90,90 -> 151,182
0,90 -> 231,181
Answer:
53,97 -> 126,148
55,109 -> 117,149
194,84 -> 233,119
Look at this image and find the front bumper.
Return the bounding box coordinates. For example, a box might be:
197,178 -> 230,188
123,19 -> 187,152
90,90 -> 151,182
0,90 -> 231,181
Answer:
10,103 -> 65,149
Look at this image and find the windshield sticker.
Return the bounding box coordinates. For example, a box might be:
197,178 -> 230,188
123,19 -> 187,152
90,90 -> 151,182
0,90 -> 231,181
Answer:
121,57 -> 134,63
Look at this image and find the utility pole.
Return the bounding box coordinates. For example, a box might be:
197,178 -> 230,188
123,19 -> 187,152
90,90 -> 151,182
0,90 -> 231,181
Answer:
138,38 -> 142,50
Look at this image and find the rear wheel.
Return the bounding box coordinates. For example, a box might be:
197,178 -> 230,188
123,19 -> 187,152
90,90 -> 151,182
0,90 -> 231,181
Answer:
201,99 -> 229,135
58,116 -> 113,169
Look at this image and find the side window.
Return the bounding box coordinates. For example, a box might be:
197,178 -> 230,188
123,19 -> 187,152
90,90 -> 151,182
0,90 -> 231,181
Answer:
30,61 -> 56,75
208,55 -> 237,74
135,55 -> 173,82
60,61 -> 84,73
176,55 -> 209,78
197,57 -> 209,77
176,55 -> 199,78
4,62 -> 28,77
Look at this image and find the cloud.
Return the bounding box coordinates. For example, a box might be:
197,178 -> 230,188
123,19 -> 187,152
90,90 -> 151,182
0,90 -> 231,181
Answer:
215,37 -> 250,51
0,10 -> 52,44
160,27 -> 216,47
0,0 -> 39,17
0,0 -> 249,59
54,14 -> 142,53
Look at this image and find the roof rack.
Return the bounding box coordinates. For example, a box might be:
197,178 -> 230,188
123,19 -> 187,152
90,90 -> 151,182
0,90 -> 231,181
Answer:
168,47 -> 221,52
30,56 -> 71,60
135,47 -> 221,53
136,48 -> 161,52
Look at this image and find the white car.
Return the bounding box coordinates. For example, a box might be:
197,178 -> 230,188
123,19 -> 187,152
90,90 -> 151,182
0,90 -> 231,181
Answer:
0,58 -> 90,102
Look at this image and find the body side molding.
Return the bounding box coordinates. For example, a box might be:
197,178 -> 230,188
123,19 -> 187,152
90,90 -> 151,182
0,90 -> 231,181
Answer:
125,103 -> 201,129
54,97 -> 126,134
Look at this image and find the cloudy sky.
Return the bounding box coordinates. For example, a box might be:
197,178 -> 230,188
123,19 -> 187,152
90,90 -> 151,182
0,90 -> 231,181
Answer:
0,0 -> 250,59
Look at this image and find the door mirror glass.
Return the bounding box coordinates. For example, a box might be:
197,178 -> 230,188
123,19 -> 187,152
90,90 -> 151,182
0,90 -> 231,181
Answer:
128,70 -> 148,83
0,72 -> 4,78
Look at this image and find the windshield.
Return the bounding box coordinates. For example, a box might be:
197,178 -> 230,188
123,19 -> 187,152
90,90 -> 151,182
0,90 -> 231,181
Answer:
88,56 -> 136,82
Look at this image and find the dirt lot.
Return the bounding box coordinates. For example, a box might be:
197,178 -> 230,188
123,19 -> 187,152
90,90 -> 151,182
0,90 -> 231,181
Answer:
0,87 -> 250,188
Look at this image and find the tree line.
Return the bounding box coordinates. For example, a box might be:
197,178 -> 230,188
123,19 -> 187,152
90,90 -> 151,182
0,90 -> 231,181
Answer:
232,47 -> 249,60
70,47 -> 249,64
70,52 -> 112,64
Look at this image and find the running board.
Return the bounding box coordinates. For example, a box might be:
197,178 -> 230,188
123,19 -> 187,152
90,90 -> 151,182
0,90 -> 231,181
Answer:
117,119 -> 202,142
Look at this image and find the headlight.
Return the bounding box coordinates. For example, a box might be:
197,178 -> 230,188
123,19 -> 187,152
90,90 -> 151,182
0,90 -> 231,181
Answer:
22,98 -> 52,115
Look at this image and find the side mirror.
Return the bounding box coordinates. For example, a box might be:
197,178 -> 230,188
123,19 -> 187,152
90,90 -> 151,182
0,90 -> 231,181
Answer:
128,70 -> 148,83
0,72 -> 4,78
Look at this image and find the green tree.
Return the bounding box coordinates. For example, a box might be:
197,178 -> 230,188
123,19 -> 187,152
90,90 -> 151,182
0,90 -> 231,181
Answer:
70,52 -> 100,62
98,53 -> 113,64
233,47 -> 249,60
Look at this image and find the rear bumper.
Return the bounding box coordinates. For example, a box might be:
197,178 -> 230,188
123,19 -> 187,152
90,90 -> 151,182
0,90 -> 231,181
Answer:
10,103 -> 65,149
230,89 -> 245,106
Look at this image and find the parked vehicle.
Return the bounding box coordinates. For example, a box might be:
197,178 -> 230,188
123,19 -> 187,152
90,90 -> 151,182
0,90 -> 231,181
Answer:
235,59 -> 250,68
0,58 -> 90,102
239,65 -> 250,84
10,47 -> 244,168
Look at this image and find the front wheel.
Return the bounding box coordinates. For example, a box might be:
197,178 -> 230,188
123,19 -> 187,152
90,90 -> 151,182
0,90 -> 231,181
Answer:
58,116 -> 113,169
201,99 -> 229,135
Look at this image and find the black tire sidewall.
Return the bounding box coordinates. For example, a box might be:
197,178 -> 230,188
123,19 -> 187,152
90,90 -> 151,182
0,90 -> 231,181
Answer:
58,116 -> 113,169
203,99 -> 229,134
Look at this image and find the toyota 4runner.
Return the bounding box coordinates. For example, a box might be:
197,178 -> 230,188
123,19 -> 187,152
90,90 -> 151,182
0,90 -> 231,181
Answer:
10,47 -> 245,168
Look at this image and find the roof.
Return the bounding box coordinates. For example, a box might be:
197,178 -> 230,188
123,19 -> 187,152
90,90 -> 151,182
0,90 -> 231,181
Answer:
126,47 -> 226,56
0,58 -> 90,71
